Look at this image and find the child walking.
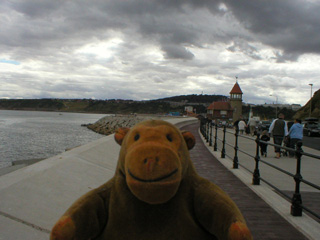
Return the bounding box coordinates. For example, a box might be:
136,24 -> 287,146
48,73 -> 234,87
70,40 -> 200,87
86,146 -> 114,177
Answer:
260,130 -> 270,157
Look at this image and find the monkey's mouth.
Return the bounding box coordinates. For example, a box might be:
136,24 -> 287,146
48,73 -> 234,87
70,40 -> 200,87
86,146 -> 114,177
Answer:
127,168 -> 178,183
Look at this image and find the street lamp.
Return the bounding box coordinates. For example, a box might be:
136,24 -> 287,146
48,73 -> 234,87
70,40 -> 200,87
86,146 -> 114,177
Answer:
309,83 -> 313,117
270,94 -> 278,118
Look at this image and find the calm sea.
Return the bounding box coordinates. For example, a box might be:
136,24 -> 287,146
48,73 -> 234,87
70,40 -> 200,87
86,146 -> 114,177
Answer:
0,110 -> 107,168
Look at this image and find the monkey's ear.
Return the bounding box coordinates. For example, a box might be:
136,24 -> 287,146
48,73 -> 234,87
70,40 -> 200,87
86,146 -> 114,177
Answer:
181,131 -> 196,150
114,127 -> 130,145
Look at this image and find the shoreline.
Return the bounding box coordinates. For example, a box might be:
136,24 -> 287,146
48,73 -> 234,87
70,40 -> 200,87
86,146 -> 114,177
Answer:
0,159 -> 45,176
0,108 -> 108,115
84,114 -> 191,135
12,159 -> 45,166
0,115 -> 198,176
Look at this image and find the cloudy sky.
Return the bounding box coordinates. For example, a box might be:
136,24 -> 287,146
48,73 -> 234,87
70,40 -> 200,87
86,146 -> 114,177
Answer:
1,0 -> 319,106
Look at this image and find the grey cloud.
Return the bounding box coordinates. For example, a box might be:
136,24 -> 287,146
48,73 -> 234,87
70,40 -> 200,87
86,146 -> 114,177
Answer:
153,76 -> 165,83
1,0 -> 218,61
3,0 -> 320,62
9,0 -> 64,18
227,39 -> 262,60
272,51 -> 301,63
224,0 -> 320,60
1,0 -> 319,104
162,44 -> 194,60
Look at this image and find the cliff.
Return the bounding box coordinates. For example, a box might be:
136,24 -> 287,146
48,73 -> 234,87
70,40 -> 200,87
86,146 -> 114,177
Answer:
294,89 -> 320,120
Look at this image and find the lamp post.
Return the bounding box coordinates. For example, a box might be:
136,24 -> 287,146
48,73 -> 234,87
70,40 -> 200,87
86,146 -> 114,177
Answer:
309,83 -> 313,117
270,94 -> 278,118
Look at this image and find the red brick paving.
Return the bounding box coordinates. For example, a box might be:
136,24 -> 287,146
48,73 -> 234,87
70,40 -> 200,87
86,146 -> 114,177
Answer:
181,123 -> 308,240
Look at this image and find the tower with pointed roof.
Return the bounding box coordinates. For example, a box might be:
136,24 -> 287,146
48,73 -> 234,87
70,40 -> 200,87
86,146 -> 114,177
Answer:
230,81 -> 243,122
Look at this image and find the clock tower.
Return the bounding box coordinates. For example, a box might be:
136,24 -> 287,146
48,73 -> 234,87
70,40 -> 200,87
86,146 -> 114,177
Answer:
230,81 -> 243,122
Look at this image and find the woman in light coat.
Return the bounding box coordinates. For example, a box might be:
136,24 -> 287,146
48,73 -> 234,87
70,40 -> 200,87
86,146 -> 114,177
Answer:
238,120 -> 247,135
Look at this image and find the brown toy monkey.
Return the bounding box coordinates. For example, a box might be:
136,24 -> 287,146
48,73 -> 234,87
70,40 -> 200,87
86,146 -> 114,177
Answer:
51,120 -> 252,240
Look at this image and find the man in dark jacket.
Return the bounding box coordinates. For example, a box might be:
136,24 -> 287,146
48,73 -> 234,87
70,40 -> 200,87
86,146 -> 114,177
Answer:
268,113 -> 288,158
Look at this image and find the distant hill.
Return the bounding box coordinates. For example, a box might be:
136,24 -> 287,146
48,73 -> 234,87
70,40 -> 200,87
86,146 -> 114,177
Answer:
0,95 -> 224,114
294,89 -> 320,120
156,94 -> 228,103
0,99 -> 65,111
1,92 -> 313,120
0,94 -> 227,114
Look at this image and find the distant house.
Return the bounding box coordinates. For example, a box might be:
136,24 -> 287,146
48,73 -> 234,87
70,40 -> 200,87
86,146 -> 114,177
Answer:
291,104 -> 301,111
207,101 -> 233,120
184,106 -> 194,113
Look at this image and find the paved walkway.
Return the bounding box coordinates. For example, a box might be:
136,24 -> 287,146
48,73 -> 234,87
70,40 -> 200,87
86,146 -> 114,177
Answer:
181,123 -> 312,240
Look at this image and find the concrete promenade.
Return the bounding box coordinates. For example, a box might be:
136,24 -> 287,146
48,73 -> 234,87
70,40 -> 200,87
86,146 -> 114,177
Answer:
0,118 -> 319,239
0,117 -> 196,240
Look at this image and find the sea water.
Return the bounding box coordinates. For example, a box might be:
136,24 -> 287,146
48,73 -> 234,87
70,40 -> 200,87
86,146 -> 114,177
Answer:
0,110 -> 107,168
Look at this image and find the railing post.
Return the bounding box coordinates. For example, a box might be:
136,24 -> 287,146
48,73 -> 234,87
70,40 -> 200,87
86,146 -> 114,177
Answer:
252,133 -> 261,185
291,141 -> 303,216
200,120 -> 204,136
209,121 -> 213,146
206,120 -> 210,143
203,120 -> 207,140
214,123 -> 218,151
233,128 -> 239,169
221,125 -> 226,158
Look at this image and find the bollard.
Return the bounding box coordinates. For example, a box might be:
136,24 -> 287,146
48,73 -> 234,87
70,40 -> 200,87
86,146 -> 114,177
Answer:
221,125 -> 226,158
252,133 -> 261,185
214,123 -> 218,151
206,121 -> 210,143
291,141 -> 303,216
233,128 -> 239,169
202,122 -> 204,136
209,121 -> 213,146
203,121 -> 207,140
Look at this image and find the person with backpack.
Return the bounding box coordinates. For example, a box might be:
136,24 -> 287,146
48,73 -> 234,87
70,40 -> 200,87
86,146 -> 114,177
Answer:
268,113 -> 288,159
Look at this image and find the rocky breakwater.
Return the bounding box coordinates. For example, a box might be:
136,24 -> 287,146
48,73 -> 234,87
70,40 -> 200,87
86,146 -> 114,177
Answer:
84,115 -> 161,135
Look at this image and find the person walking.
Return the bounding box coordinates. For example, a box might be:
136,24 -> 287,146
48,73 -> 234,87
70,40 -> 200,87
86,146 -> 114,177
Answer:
288,119 -> 303,158
238,119 -> 247,135
248,116 -> 257,136
268,113 -> 288,158
260,130 -> 270,157
233,118 -> 240,131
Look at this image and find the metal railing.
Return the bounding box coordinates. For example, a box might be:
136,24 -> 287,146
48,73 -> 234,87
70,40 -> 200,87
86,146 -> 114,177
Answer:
200,120 -> 320,220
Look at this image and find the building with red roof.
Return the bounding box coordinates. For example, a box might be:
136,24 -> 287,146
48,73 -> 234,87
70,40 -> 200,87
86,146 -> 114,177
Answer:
207,101 -> 233,120
207,82 -> 243,122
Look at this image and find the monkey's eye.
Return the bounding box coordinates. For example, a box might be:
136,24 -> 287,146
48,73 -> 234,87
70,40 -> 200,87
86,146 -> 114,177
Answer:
166,134 -> 173,142
134,134 -> 140,141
